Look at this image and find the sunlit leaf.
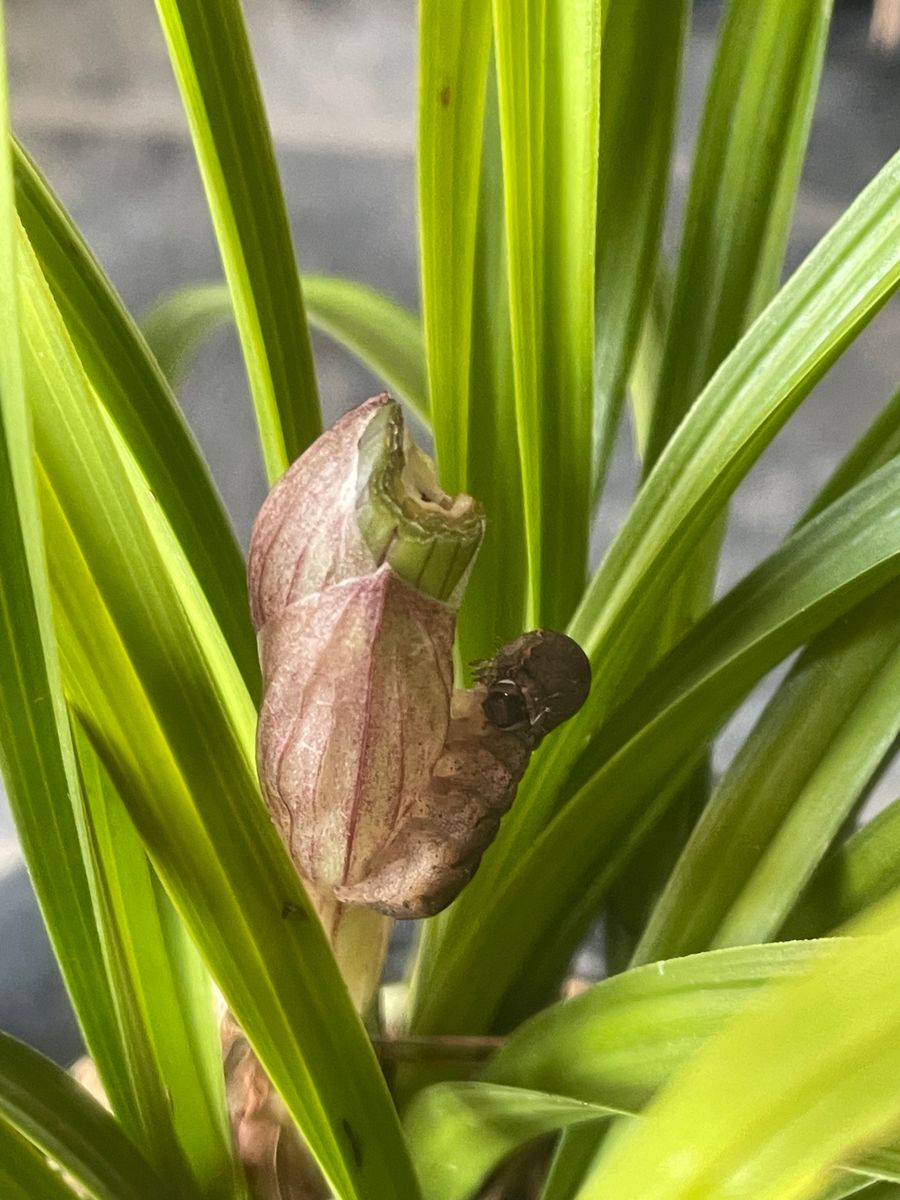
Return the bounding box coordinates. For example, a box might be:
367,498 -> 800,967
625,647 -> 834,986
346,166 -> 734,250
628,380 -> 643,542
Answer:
411,148 -> 900,1038
12,144 -> 259,697
72,722 -> 240,1199
154,0 -> 321,481
492,0 -> 600,626
406,1083 -> 617,1200
19,224 -> 419,1200
574,898 -> 900,1200
418,0 -> 491,493
0,1 -> 131,1133
142,277 -> 428,427
0,1032 -> 169,1200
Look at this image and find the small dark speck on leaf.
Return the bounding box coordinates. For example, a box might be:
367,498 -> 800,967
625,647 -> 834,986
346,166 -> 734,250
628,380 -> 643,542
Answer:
341,1118 -> 363,1170
281,901 -> 307,920
439,84 -> 451,107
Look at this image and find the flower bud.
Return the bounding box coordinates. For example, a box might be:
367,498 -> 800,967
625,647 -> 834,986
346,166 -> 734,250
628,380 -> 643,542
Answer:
249,398 -> 591,931
249,396 -> 483,905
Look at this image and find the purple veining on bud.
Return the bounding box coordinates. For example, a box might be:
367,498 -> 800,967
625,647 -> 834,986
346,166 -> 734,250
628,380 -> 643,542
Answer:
255,564 -> 455,891
249,396 -> 482,911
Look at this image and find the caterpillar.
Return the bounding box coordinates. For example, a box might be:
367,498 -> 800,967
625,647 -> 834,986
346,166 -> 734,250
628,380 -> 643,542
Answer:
334,629 -> 591,918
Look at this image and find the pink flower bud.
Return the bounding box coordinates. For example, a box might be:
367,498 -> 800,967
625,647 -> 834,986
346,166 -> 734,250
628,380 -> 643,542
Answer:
249,397 -> 590,925
249,396 -> 483,904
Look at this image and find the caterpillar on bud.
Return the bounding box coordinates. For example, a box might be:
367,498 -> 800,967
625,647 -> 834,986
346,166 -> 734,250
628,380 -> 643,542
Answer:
334,630 -> 591,918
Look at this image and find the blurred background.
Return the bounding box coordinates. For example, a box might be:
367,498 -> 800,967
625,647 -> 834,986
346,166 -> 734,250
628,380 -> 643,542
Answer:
1,0 -> 898,1061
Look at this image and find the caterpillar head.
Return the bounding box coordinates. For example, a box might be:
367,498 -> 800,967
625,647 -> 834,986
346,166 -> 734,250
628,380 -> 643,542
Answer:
474,629 -> 592,744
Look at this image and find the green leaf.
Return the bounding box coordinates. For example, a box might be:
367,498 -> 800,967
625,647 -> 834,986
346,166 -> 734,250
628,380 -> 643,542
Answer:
645,0 -> 832,466
540,1125 -> 608,1200
411,456 -> 900,1034
0,1122 -> 82,1200
815,1183 -> 897,1200
140,282 -> 232,387
608,0 -> 832,965
406,943 -> 900,1200
405,1082 -> 619,1200
834,1187 -> 900,1200
0,1032 -> 171,1200
72,721 -> 241,1200
485,942 -> 827,1110
783,794 -> 900,938
300,276 -> 427,426
633,378 -> 900,966
592,0 -> 688,492
142,277 -> 428,428
13,143 -> 259,702
455,64 -> 527,672
19,227 -> 419,1200
0,3 -> 130,1131
627,262 -> 671,460
492,0 -> 600,626
634,581 -> 900,965
573,899 -> 900,1200
418,0 -> 492,494
154,0 -> 320,482
410,147 -> 900,1038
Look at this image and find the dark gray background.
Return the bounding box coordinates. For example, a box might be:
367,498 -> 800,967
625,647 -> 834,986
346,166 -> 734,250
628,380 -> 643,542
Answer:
1,0 -> 898,1059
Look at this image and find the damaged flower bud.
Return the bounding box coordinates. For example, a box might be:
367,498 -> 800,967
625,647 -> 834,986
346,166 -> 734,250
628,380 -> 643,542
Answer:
249,396 -> 590,923
250,396 -> 480,902
335,629 -> 591,917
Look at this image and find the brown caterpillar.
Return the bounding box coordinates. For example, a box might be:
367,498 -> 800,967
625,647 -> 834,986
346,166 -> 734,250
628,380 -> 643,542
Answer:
334,629 -> 591,918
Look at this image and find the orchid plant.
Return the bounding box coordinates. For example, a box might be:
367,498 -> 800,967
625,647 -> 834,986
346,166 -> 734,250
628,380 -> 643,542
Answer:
2,1 -> 900,1199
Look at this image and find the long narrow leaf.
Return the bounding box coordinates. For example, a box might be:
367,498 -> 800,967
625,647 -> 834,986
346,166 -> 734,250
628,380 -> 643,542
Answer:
72,722 -> 240,1200
492,0 -> 600,626
411,149 -> 900,1036
12,145 -> 259,696
592,0 -> 688,491
0,1032 -> 170,1200
455,65 -> 527,673
154,0 -> 320,481
645,0 -> 832,465
574,897 -> 900,1200
142,277 -> 428,427
19,227 -> 419,1200
0,2 -> 129,1129
411,456 -> 900,1033
418,0 -> 492,493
